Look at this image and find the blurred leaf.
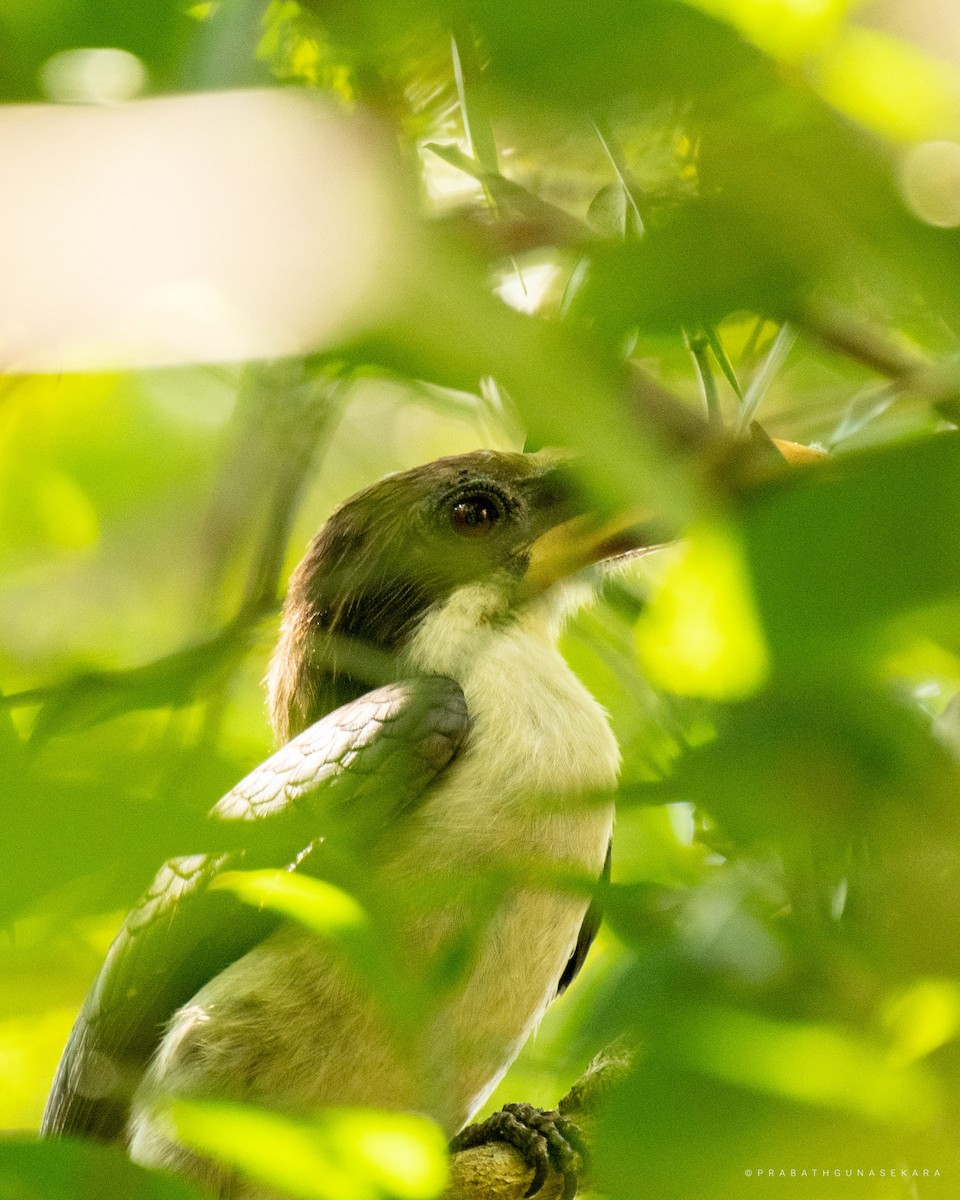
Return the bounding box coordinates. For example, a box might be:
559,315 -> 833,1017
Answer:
0,0 -> 196,100
213,870 -> 369,937
594,1054 -> 957,1200
671,1003 -> 941,1123
169,1101 -> 448,1200
0,1137 -> 204,1199
635,526 -> 770,699
212,870 -> 420,1035
696,82 -> 960,332
0,463 -> 99,558
739,431 -> 960,664
683,0 -> 854,63
586,182 -> 630,239
312,0 -> 766,111
882,979 -> 960,1066
818,26 -> 960,143
466,0 -> 765,111
667,681 -> 960,844
570,200 -> 810,339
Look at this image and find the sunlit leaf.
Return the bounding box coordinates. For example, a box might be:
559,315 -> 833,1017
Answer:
213,870 -> 369,938
882,980 -> 960,1066
635,526 -> 770,699
740,432 -> 960,663
675,1004 -> 941,1124
818,27 -> 960,143
170,1100 -> 448,1200
211,870 -> 421,1036
682,0 -> 855,63
0,1137 -> 204,1199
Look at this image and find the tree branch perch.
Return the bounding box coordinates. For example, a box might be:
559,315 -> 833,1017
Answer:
446,1043 -> 635,1200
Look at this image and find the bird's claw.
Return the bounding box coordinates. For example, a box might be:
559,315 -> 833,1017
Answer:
451,1102 -> 588,1200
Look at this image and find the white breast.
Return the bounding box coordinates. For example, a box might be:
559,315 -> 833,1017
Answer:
405,580 -> 621,807
398,583 -> 618,1121
129,584 -> 618,1192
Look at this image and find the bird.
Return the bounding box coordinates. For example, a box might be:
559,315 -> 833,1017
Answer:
42,448 -> 648,1199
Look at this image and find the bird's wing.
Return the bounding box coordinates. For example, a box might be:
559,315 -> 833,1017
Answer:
556,840 -> 611,996
42,676 -> 469,1143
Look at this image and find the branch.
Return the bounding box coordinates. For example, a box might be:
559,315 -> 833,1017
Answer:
799,303 -> 960,420
426,143 -> 593,249
3,602 -> 278,744
446,1043 -> 635,1200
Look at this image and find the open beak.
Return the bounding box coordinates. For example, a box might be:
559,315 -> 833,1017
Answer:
772,437 -> 827,465
523,438 -> 824,592
524,509 -> 669,592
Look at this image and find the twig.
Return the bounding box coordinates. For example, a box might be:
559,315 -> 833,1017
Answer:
591,117 -> 645,237
703,324 -> 744,400
798,304 -> 960,419
736,323 -> 797,433
7,601 -> 279,744
685,327 -> 723,427
425,144 -> 592,245
626,364 -> 718,455
801,304 -> 927,382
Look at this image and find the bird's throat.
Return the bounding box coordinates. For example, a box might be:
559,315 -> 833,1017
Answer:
404,581 -> 620,801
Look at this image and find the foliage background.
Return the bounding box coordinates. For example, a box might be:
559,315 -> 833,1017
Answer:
4,0 -> 960,1197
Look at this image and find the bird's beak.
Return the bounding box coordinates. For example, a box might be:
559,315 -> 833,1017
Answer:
772,437 -> 826,465
524,509 -> 667,592
523,438 -> 824,592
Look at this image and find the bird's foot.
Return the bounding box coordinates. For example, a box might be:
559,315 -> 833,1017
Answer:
450,1102 -> 588,1200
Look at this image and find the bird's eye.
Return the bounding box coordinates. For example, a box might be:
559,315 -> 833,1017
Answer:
449,492 -> 504,538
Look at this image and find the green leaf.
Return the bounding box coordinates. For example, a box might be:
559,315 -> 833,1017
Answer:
670,1004 -> 941,1124
0,0 -> 197,101
450,23 -> 499,174
169,1101 -> 449,1200
739,431 -> 960,663
212,870 -> 421,1036
735,323 -> 796,431
635,524 -> 769,699
703,324 -> 744,401
0,1137 -> 204,1200
570,200 -> 810,337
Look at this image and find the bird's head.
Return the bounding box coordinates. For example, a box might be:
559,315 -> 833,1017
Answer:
268,449 -> 654,741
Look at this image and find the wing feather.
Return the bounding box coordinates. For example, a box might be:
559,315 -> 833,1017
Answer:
556,840 -> 611,996
42,676 -> 469,1142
